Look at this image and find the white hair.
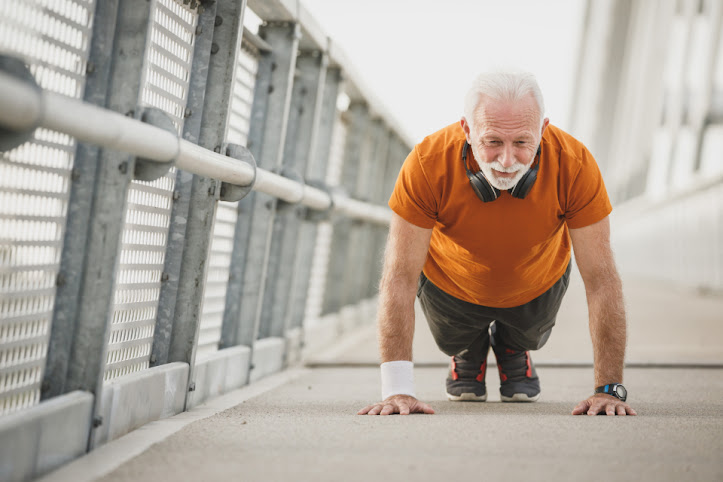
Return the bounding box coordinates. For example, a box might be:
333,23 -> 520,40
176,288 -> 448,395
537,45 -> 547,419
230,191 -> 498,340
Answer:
463,71 -> 545,130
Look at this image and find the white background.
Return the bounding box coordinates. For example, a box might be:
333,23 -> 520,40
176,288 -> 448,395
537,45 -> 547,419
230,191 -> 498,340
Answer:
301,0 -> 585,142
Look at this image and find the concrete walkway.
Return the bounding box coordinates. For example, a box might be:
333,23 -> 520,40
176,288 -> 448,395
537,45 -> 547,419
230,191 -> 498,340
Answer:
43,273 -> 723,482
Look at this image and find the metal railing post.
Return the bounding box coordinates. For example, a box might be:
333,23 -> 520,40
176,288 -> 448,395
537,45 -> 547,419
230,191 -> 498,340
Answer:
368,134 -> 406,298
150,0 -> 222,368
219,42 -> 274,350
225,22 -> 299,360
260,50 -> 328,340
364,128 -> 394,299
145,0 -> 249,405
41,0 -> 155,449
360,126 -> 392,299
341,118 -> 383,308
322,102 -> 371,314
41,0 -> 118,402
286,66 -> 342,331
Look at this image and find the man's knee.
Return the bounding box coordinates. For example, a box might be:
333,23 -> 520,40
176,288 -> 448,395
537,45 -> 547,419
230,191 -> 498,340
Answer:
493,318 -> 555,351
527,326 -> 553,350
433,330 -> 491,357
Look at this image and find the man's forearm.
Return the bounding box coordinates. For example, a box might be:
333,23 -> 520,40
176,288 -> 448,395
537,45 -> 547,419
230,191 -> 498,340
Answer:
377,275 -> 417,362
586,273 -> 627,387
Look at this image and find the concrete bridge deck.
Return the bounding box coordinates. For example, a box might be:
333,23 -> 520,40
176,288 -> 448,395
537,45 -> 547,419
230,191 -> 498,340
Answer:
42,272 -> 723,482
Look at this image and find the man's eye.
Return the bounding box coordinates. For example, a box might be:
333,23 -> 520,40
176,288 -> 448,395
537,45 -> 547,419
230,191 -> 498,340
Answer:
515,141 -> 526,145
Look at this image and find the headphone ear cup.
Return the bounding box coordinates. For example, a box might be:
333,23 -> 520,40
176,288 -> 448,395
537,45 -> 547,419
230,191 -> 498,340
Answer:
468,172 -> 499,202
510,165 -> 538,199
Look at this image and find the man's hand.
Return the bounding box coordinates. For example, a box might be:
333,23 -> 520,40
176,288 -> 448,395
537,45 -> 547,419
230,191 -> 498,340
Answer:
357,394 -> 435,416
572,393 -> 637,416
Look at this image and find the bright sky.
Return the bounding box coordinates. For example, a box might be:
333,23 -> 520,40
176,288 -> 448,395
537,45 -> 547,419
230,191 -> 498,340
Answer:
300,0 -> 585,143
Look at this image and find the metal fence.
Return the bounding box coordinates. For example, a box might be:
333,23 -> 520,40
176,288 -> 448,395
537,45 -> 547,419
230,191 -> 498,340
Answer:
0,0 -> 411,478
569,0 -> 723,291
0,0 -> 95,416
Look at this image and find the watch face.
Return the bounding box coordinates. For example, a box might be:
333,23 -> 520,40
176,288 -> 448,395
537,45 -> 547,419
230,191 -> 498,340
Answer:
614,385 -> 627,401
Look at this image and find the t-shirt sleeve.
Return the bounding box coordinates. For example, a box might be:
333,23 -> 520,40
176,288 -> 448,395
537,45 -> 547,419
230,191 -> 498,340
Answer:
564,147 -> 613,229
388,145 -> 438,229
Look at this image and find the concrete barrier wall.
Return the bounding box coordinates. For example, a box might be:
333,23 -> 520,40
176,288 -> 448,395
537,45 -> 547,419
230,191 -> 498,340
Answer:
187,346 -> 251,409
612,181 -> 723,292
0,391 -> 93,482
94,363 -> 189,447
302,298 -> 378,360
249,337 -> 286,383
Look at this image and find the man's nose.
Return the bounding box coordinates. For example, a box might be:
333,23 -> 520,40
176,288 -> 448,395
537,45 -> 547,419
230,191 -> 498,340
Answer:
498,145 -> 516,168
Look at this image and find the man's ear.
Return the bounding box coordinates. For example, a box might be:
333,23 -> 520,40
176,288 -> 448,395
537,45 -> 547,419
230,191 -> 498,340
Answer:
460,117 -> 472,144
540,117 -> 550,137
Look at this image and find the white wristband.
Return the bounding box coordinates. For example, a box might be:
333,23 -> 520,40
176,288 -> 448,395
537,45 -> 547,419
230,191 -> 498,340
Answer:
380,360 -> 415,400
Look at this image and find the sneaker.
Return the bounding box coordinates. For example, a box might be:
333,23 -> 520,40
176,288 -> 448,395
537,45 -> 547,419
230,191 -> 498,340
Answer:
445,344 -> 489,401
492,344 -> 541,402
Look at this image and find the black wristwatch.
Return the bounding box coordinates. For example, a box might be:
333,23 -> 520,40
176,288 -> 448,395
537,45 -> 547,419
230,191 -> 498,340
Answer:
595,383 -> 627,402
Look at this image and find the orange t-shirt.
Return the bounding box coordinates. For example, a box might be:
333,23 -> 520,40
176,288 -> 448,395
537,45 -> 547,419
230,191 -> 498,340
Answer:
389,122 -> 612,308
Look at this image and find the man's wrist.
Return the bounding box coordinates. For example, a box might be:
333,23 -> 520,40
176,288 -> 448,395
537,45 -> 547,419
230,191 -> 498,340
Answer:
380,360 -> 415,400
594,383 -> 627,401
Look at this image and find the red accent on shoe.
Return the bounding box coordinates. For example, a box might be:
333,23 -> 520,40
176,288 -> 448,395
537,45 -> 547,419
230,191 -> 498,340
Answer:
451,357 -> 459,381
498,365 -> 507,382
525,352 -> 532,378
505,348 -> 516,355
476,361 -> 487,382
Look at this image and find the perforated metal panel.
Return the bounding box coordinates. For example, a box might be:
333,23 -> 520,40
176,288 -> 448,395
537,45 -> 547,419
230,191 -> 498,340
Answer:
304,113 -> 348,321
104,0 -> 197,381
196,202 -> 238,357
226,39 -> 260,146
325,113 -> 348,187
196,36 -> 260,357
0,0 -> 95,415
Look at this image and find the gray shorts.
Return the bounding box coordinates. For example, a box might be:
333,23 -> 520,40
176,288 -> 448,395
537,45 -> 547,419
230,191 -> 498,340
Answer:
417,262 -> 571,358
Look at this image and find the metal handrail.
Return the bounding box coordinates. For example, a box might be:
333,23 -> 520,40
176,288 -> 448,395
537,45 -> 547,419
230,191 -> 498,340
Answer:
0,70 -> 393,225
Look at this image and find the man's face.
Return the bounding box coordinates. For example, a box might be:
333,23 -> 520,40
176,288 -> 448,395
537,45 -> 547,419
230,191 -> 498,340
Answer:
462,94 -> 549,191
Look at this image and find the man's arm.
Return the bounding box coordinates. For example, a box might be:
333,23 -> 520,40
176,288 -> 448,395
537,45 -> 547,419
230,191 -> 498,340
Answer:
358,212 -> 434,415
569,217 -> 637,416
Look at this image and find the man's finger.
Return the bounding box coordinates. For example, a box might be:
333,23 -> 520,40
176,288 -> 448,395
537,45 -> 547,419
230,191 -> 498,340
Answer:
587,401 -> 601,415
357,405 -> 376,415
571,400 -> 590,415
399,403 -> 410,415
626,405 -> 637,416
380,404 -> 395,416
420,403 -> 435,414
368,405 -> 382,416
606,404 -> 616,416
616,405 -> 626,416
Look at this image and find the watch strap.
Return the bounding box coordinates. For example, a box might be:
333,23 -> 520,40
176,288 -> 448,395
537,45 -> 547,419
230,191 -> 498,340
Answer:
595,383 -> 626,401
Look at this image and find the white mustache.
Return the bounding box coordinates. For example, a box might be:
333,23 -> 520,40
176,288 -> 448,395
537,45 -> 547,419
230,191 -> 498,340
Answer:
489,161 -> 526,173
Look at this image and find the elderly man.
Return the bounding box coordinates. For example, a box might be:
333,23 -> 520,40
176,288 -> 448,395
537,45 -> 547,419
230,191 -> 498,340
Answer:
358,71 -> 636,417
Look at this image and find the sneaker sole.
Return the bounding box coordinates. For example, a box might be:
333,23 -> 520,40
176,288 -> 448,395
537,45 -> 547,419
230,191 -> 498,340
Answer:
446,392 -> 488,402
500,393 -> 540,402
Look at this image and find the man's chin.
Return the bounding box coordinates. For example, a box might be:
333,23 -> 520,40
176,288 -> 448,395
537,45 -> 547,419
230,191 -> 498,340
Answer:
487,175 -> 521,191
490,181 -> 516,190
483,168 -> 529,191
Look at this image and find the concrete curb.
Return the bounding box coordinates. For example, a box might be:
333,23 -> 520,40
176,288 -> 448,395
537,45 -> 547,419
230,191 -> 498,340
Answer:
38,368 -> 311,482
0,391 -> 93,482
94,363 -> 189,447
187,345 -> 251,409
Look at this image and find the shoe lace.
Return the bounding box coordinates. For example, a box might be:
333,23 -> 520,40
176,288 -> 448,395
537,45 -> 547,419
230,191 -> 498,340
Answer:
451,355 -> 486,380
494,348 -> 532,380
